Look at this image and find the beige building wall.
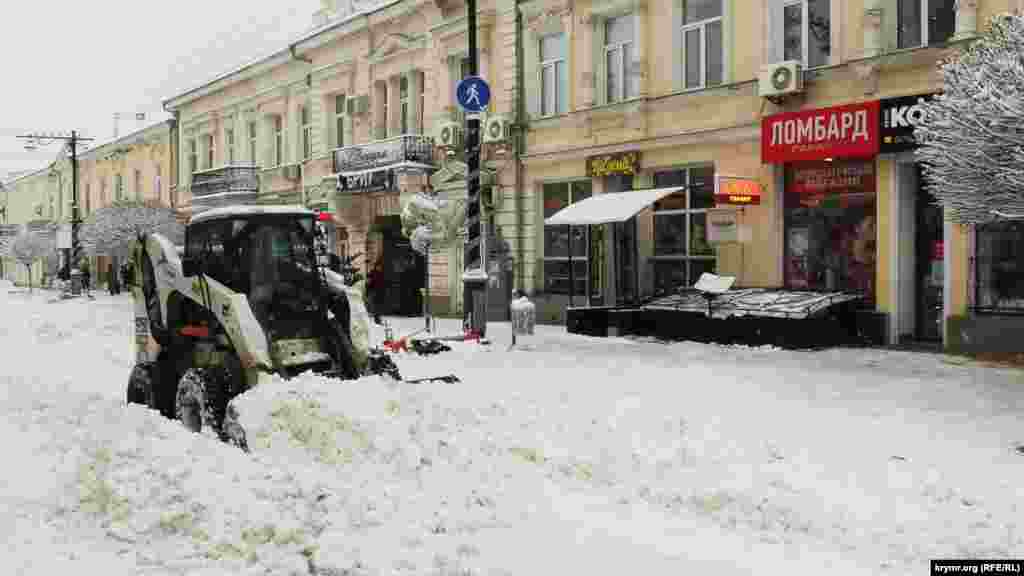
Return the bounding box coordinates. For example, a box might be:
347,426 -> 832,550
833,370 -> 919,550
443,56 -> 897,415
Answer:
164,0 -> 521,317
521,0 -> 1012,338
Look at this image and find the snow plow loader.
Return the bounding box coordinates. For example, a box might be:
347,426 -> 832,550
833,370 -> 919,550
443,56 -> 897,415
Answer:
124,205 -> 395,449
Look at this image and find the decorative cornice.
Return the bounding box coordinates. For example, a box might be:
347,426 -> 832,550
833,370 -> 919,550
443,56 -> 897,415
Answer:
368,33 -> 429,64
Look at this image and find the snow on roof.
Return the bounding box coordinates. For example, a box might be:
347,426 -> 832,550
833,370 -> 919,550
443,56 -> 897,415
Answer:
544,187 -> 684,226
188,205 -> 318,225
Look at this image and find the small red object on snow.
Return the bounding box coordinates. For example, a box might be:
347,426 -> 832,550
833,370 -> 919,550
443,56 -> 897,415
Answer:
383,338 -> 408,352
464,329 -> 482,342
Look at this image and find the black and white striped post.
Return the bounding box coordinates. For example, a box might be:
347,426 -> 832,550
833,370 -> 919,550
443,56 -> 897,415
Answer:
461,0 -> 488,338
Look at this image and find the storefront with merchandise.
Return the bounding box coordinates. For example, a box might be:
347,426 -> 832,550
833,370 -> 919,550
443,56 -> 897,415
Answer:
761,95 -> 970,347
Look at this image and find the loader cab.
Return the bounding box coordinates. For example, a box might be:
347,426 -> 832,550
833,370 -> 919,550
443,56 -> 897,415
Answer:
184,208 -> 325,341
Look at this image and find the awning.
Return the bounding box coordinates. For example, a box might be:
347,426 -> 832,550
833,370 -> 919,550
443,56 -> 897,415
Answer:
544,186 -> 684,226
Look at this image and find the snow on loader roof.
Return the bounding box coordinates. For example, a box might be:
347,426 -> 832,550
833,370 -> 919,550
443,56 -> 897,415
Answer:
189,205 -> 319,225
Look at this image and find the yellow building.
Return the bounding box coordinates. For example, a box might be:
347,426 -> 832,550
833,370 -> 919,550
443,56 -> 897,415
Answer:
522,0 -> 1021,351
163,0 -> 521,318
1,166 -> 62,286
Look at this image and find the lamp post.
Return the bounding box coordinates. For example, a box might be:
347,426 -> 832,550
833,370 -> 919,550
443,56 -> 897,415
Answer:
18,131 -> 95,294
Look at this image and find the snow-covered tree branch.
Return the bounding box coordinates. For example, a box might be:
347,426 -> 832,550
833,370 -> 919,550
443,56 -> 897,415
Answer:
915,13 -> 1024,224
10,229 -> 53,291
79,199 -> 184,258
400,191 -> 466,255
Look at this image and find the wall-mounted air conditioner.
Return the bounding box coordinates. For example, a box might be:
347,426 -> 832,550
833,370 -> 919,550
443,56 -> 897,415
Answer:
437,121 -> 463,148
759,60 -> 804,98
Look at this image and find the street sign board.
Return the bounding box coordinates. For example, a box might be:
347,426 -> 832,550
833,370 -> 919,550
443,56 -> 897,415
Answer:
456,76 -> 491,113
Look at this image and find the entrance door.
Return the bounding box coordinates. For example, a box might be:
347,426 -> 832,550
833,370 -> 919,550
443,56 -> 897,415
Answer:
915,174 -> 944,341
588,226 -> 606,306
614,218 -> 638,305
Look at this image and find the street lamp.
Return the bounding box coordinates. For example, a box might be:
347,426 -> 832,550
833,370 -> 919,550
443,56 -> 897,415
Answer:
17,131 -> 95,294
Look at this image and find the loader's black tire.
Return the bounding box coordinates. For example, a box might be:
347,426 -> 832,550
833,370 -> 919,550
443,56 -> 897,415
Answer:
175,367 -> 227,438
126,363 -> 152,406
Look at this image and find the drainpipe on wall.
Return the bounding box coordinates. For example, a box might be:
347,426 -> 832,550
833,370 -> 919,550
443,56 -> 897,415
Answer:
289,42 -> 314,206
515,0 -> 526,294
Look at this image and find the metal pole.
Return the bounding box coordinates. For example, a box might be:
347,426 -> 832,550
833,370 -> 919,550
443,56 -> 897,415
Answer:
568,224 -> 574,308
463,0 -> 487,337
70,131 -> 81,294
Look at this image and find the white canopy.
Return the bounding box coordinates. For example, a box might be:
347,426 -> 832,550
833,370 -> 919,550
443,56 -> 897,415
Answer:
543,186 -> 684,226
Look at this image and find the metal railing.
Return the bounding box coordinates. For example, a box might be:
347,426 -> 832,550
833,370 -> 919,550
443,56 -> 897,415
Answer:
190,164 -> 260,199
332,134 -> 435,173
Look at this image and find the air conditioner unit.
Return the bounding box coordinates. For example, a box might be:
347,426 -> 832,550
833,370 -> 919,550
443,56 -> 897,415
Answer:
346,94 -> 370,116
759,60 -> 804,98
482,114 -> 510,144
282,164 -> 300,180
437,121 -> 463,148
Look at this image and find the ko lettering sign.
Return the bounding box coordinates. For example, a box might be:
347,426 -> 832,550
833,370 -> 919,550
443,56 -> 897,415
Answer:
879,93 -> 937,153
762,100 -> 880,163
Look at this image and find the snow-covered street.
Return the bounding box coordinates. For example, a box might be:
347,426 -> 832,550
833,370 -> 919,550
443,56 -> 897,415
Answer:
2,281 -> 1023,575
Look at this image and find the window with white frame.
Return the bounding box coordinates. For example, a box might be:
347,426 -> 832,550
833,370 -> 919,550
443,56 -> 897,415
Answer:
188,139 -> 197,175
650,166 -> 716,293
115,173 -> 124,201
134,169 -> 142,199
782,0 -> 831,68
274,116 -> 283,166
247,122 -> 257,164
100,180 -> 107,206
381,83 -> 389,138
301,106 -> 313,161
334,94 -> 346,148
605,14 -> 639,103
204,133 -> 215,169
542,180 -> 593,294
540,33 -> 567,116
85,183 -> 90,214
897,0 -> 955,49
682,0 -> 723,89
226,128 -> 235,164
400,76 -> 410,135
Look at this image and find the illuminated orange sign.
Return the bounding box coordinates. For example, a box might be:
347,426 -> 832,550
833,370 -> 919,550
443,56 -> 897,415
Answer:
715,176 -> 762,205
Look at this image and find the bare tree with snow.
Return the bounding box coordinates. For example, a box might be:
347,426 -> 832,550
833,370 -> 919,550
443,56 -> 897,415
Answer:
915,13 -> 1024,223
9,229 -> 53,292
79,199 -> 184,259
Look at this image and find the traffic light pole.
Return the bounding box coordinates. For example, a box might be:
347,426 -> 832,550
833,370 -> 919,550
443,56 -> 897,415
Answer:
463,0 -> 488,338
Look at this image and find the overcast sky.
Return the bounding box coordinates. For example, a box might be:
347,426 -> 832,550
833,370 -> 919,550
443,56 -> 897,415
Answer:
0,0 -> 321,180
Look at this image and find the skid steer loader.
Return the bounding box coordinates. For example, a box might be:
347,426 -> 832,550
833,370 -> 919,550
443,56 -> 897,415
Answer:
124,205 -> 398,449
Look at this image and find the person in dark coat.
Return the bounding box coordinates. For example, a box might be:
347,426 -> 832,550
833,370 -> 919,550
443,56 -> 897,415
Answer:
366,260 -> 384,325
109,263 -> 120,295
79,260 -> 91,296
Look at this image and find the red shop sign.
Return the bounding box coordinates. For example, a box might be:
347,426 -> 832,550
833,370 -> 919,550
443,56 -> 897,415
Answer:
762,100 -> 880,163
790,159 -> 876,196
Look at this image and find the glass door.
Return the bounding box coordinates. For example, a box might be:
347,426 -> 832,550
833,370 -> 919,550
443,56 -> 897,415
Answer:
589,226 -> 606,306
915,167 -> 943,341
615,217 -> 638,305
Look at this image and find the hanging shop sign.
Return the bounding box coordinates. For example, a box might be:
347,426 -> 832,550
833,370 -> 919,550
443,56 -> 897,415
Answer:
879,93 -> 938,153
337,169 -> 393,193
762,100 -> 880,163
587,151 -> 640,178
714,175 -> 762,205
789,159 -> 876,205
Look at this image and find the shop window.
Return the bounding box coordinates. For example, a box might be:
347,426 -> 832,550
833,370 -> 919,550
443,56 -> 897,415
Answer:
682,0 -> 723,89
975,222 -> 1024,312
651,166 -> 715,293
780,0 -> 830,68
783,159 -> 877,303
543,180 -> 592,294
898,0 -> 955,49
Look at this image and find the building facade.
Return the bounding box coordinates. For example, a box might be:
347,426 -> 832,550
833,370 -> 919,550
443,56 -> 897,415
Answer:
163,0 -> 521,318
0,166 -> 62,286
521,0 -> 1024,351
